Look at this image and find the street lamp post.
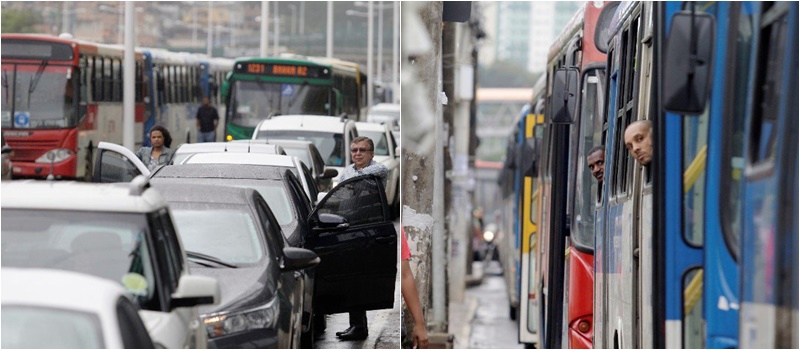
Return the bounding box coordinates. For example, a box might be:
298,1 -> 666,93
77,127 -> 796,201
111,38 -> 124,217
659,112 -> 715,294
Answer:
327,1 -> 333,57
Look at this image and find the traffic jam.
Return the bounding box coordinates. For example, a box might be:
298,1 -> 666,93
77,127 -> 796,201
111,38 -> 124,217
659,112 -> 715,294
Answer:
0,6 -> 402,345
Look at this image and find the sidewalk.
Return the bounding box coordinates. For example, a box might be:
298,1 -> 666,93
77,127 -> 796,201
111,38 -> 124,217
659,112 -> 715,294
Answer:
448,262 -> 484,349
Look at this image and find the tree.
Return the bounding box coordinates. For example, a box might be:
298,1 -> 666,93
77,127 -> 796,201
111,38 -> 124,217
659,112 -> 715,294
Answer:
478,60 -> 541,88
1,7 -> 42,33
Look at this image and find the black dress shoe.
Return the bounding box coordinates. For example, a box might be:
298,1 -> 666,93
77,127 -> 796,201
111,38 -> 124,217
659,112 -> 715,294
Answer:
337,326 -> 368,341
335,326 -> 355,337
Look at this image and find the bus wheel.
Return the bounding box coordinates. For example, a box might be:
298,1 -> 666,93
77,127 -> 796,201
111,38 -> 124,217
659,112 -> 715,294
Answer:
84,142 -> 94,182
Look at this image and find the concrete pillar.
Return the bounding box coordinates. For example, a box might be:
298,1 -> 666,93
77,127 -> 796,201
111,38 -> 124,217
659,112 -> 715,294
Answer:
400,0 -> 444,341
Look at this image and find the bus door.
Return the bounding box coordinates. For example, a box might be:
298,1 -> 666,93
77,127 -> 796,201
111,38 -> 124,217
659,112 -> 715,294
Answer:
739,2 -> 798,348
658,2 -> 720,348
518,111 -> 542,348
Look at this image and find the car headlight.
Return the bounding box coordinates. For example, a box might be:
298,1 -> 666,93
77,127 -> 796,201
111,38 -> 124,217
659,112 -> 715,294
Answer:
483,230 -> 495,243
35,148 -> 75,163
202,296 -> 279,338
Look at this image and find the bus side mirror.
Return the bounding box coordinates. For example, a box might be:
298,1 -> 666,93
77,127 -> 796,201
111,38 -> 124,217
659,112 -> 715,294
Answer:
552,67 -> 579,124
662,10 -> 715,115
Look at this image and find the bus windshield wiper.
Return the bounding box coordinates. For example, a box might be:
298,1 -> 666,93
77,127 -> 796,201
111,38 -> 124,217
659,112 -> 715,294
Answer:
187,251 -> 238,268
287,81 -> 308,111
27,60 -> 48,108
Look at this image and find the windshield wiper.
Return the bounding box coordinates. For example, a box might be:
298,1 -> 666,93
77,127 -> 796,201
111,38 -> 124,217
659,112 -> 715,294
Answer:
27,60 -> 48,108
187,251 -> 238,268
287,81 -> 309,111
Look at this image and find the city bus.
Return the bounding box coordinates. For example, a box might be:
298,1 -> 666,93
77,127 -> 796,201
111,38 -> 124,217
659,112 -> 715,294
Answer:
1,33 -> 147,180
223,56 -> 366,140
141,48 -> 232,146
506,2 -> 614,348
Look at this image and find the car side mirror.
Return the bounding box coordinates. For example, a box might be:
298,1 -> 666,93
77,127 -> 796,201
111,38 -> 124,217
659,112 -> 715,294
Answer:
552,67 -> 579,124
662,10 -> 715,115
312,213 -> 349,233
170,275 -> 220,309
281,247 -> 320,272
321,168 -> 338,179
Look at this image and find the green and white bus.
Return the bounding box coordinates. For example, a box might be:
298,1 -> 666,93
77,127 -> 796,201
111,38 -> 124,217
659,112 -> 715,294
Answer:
223,56 -> 367,140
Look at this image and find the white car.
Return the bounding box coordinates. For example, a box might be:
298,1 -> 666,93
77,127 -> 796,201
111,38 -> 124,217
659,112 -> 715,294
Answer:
1,177 -> 221,349
171,141 -> 286,165
367,103 -> 400,131
251,115 -> 359,184
2,268 -> 156,348
355,121 -> 401,216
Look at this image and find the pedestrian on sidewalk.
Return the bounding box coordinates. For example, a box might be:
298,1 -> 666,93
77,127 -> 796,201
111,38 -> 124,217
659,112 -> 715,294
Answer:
402,228 -> 429,348
196,97 -> 219,143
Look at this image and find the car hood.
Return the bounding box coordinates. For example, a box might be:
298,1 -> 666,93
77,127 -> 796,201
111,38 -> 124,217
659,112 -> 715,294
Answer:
192,265 -> 276,315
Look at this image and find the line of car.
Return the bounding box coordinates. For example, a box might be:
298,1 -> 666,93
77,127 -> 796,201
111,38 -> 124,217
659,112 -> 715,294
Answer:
1,113 -> 400,348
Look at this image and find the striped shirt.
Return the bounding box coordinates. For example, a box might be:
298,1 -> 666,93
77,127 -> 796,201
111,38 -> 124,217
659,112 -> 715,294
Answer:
340,160 -> 388,187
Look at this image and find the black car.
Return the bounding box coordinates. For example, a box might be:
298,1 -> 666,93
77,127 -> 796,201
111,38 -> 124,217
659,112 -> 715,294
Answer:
91,143 -> 399,347
152,183 -> 319,349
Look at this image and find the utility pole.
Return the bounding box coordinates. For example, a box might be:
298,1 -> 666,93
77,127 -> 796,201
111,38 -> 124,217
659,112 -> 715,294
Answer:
367,2 -> 374,107
123,1 -> 135,150
392,1 -> 399,103
260,1 -> 269,57
273,2 -> 279,55
326,1 -> 333,57
207,2 -> 212,56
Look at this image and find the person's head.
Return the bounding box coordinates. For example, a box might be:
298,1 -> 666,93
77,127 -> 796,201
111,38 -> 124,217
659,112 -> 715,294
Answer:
350,136 -> 375,169
149,125 -> 172,149
587,145 -> 605,182
202,97 -> 210,106
624,120 -> 653,166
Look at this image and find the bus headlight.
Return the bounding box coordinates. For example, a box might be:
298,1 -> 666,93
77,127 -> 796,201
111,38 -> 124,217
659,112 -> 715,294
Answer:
202,296 -> 279,338
483,230 -> 495,243
35,148 -> 75,163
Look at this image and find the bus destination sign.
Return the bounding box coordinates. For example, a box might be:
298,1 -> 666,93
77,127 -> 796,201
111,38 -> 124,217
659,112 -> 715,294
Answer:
236,63 -> 330,79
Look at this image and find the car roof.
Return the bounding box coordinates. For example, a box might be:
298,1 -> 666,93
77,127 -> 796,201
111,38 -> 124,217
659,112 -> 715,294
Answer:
153,163 -> 289,181
2,268 -> 126,313
256,115 -> 351,133
1,178 -> 167,213
355,121 -> 388,133
151,182 -> 258,205
182,153 -> 297,167
263,139 -> 314,149
175,142 -> 284,155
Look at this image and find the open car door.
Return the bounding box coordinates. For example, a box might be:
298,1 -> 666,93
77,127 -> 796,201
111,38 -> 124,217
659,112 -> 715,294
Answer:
92,142 -> 150,183
308,174 -> 397,314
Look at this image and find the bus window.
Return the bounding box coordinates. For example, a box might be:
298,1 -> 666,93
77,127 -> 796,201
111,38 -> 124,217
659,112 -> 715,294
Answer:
682,104 -> 709,247
720,2 -> 756,261
748,3 -> 788,166
573,70 -> 604,251
682,268 -> 704,348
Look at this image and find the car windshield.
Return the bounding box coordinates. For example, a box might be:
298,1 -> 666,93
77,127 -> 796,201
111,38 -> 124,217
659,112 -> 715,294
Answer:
361,130 -> 390,156
256,130 -> 345,167
0,209 -> 158,310
2,306 -> 104,348
169,203 -> 265,265
230,80 -> 332,127
1,64 -> 80,129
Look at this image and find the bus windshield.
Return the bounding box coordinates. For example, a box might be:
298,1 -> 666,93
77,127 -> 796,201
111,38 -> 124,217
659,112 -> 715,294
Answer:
256,130 -> 346,167
1,64 -> 79,129
229,80 -> 332,127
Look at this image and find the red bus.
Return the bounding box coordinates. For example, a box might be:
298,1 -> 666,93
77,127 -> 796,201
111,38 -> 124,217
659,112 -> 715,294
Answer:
519,2 -> 616,348
1,34 -> 146,180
